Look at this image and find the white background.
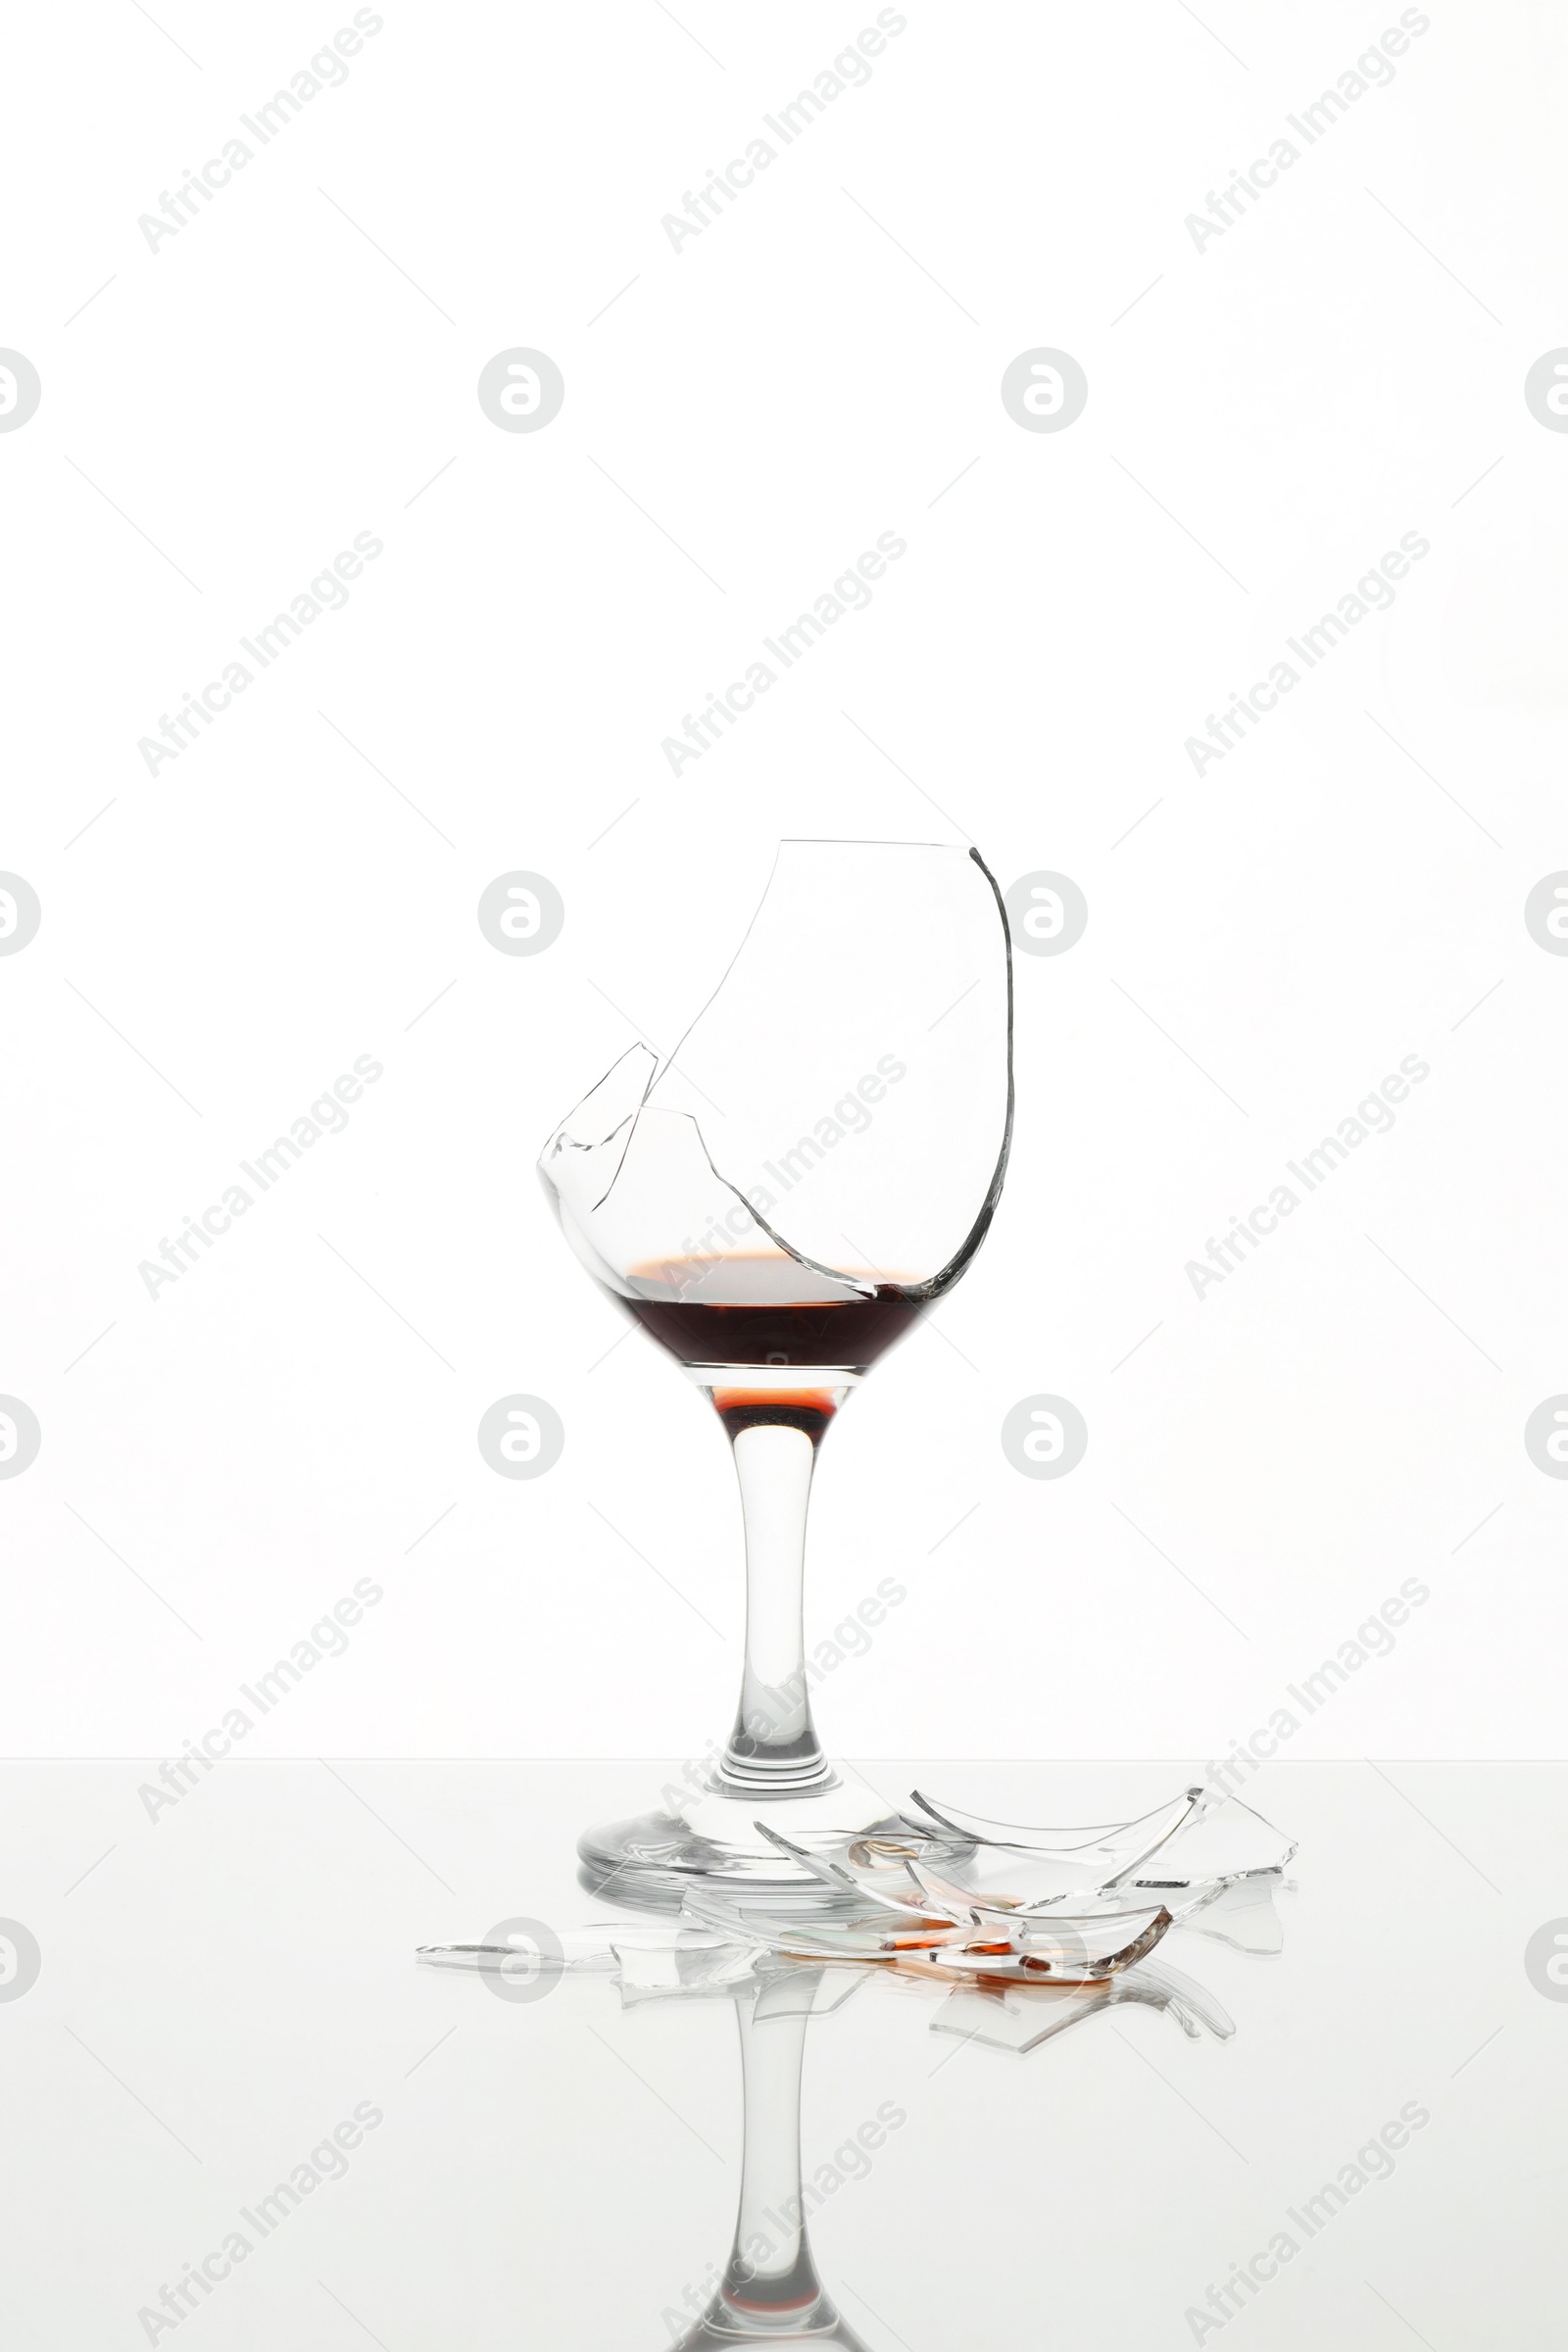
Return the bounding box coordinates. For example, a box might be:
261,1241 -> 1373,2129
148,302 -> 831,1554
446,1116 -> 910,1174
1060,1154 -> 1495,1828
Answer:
3,0 -> 1565,1771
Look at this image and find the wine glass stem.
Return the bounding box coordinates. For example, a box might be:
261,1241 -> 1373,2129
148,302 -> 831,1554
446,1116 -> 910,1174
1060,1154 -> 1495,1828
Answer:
718,1422 -> 830,1791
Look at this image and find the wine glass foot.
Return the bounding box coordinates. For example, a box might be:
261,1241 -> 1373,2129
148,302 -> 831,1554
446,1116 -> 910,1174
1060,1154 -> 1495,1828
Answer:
576,1766 -> 904,1904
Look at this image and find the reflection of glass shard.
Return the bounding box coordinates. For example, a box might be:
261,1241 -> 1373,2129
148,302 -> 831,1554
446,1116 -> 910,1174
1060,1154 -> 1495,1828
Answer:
929,1956 -> 1237,2055
1164,1872 -> 1289,1955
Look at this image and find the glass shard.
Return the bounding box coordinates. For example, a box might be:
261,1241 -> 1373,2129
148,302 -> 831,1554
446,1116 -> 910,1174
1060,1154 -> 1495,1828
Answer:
418,1785 -> 1296,2011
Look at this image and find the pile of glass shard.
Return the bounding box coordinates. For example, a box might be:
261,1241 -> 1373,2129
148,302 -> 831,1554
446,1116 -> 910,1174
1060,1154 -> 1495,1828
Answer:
418,1787 -> 1295,2048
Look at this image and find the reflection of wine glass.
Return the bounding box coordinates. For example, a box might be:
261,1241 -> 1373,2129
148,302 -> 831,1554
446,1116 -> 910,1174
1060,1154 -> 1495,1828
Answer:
416,1890 -> 1250,2334
654,1955 -> 1236,2344
667,1972 -> 874,2349
541,843 -> 1012,1893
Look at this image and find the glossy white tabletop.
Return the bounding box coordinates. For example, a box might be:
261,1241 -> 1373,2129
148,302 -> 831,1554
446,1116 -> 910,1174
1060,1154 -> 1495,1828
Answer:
2,1759 -> 1559,2347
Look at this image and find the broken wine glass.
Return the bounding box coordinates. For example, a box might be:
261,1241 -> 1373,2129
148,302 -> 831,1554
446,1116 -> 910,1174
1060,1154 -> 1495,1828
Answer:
539,841 -> 1013,1892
